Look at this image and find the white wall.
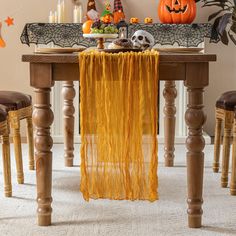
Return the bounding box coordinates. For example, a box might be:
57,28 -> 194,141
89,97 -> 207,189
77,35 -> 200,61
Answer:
0,0 -> 235,136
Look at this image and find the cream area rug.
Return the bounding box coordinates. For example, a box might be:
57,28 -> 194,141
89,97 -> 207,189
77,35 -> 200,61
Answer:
0,144 -> 235,236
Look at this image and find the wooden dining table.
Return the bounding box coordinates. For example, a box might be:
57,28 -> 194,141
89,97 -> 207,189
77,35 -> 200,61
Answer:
22,52 -> 216,228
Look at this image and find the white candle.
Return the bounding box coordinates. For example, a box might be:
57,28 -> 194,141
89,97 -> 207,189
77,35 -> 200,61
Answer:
57,0 -> 62,23
49,11 -> 55,23
73,5 -> 83,23
61,0 -> 65,23
54,11 -> 58,23
73,6 -> 78,23
120,31 -> 125,39
78,5 -> 83,23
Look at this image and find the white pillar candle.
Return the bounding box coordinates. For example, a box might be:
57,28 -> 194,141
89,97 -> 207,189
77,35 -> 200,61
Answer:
57,0 -> 62,23
61,0 -> 65,23
54,11 -> 58,23
73,5 -> 83,23
73,6 -> 78,23
78,5 -> 83,23
49,11 -> 55,23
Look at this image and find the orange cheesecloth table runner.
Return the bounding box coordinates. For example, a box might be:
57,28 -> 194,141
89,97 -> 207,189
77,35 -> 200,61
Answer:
79,50 -> 159,202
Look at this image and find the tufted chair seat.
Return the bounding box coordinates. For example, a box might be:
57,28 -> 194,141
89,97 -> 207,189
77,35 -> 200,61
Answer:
216,91 -> 236,111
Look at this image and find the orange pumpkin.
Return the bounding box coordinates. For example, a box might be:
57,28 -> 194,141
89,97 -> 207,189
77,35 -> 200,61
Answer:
101,14 -> 113,24
144,17 -> 153,24
130,17 -> 139,24
82,20 -> 93,34
158,0 -> 196,24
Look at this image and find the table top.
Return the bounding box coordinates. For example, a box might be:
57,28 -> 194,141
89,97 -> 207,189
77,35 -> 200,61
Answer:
22,52 -> 217,64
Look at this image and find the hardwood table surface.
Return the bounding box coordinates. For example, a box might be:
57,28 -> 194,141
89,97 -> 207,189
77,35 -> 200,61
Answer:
22,52 -> 217,228
22,52 -> 216,63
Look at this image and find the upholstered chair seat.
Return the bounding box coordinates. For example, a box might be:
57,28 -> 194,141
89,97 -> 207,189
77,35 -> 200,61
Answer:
0,104 -> 7,121
216,91 -> 236,111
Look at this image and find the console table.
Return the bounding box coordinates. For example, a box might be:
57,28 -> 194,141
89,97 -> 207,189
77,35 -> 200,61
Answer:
22,52 -> 216,228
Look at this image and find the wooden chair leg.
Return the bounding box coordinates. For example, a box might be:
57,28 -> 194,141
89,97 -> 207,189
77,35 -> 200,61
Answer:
26,116 -> 35,170
2,125 -> 12,197
11,116 -> 24,184
230,121 -> 236,195
213,115 -> 222,173
221,123 -> 233,188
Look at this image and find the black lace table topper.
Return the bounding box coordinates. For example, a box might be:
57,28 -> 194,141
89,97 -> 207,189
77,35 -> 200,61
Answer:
128,23 -> 212,47
20,23 -> 212,48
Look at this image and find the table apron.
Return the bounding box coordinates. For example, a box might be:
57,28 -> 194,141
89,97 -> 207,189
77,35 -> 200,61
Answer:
50,63 -> 186,82
30,62 -> 210,87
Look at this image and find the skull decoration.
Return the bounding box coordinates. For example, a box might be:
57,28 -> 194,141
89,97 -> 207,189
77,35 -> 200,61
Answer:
131,30 -> 155,50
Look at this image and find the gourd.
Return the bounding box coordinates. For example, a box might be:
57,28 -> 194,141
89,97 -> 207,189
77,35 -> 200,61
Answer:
145,17 -> 153,24
158,0 -> 196,24
130,17 -> 139,24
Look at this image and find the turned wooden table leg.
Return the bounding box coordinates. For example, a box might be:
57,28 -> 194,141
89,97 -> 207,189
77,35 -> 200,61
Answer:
185,63 -> 208,228
62,81 -> 75,167
163,81 -> 177,167
213,114 -> 222,173
34,88 -> 54,226
230,120 -> 236,195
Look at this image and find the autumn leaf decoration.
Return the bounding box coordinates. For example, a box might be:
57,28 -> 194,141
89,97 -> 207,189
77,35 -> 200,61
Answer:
0,22 -> 6,48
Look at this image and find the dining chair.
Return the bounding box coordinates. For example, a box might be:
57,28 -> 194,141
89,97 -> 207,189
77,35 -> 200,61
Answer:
0,105 -> 12,197
0,91 -> 34,185
213,91 -> 236,188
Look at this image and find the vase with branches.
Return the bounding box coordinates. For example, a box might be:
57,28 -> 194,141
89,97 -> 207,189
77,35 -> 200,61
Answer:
196,0 -> 236,45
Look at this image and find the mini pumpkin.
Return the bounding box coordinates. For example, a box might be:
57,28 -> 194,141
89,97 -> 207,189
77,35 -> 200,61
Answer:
130,17 -> 139,24
101,14 -> 113,24
82,20 -> 93,34
158,0 -> 196,24
144,17 -> 153,24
